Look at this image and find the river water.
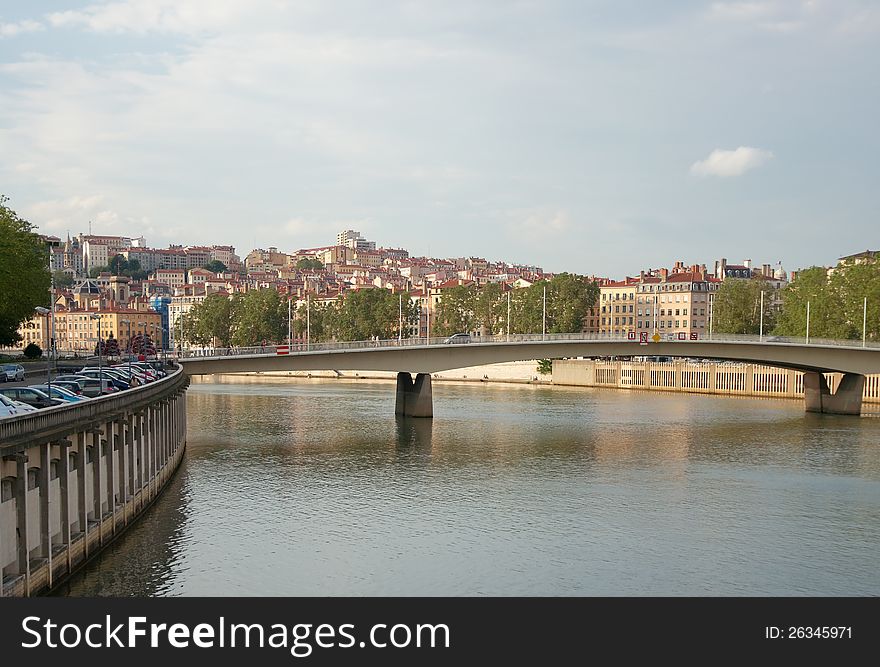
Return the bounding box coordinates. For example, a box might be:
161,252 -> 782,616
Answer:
59,377 -> 880,596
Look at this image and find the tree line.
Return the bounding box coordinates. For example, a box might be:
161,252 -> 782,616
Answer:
178,288 -> 421,348
433,274 -> 599,337
711,262 -> 880,341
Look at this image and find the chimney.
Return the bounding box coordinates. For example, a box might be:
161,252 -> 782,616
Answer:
660,268 -> 669,281
743,259 -> 752,269
763,263 -> 771,277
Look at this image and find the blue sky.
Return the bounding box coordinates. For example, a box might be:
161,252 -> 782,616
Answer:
1,0 -> 877,276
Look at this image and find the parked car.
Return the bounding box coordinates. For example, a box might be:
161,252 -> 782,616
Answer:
0,393 -> 19,417
12,400 -> 38,413
76,369 -> 130,390
55,375 -> 115,397
443,333 -> 472,344
28,384 -> 89,402
1,363 -> 26,382
0,387 -> 65,409
51,380 -> 88,396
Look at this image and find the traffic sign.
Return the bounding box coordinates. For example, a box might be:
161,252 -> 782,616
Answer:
627,332 -> 636,341
651,333 -> 661,343
276,345 -> 289,355
639,332 -> 648,345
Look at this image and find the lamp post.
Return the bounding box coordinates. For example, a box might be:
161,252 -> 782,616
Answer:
863,297 -> 868,347
542,284 -> 547,341
507,290 -> 511,342
288,296 -> 292,346
34,307 -> 52,395
398,293 -> 403,342
806,300 -> 811,344
89,313 -> 102,382
306,294 -> 311,350
759,289 -> 764,341
121,319 -> 132,384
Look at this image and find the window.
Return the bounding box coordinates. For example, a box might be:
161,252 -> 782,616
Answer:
1,477 -> 14,502
28,467 -> 40,490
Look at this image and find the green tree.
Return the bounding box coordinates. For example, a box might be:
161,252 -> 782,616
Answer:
712,278 -> 777,335
434,285 -> 477,336
23,342 -> 43,359
546,273 -> 599,333
232,288 -> 285,346
536,359 -> 552,375
293,300 -> 333,343
296,258 -> 324,271
203,260 -> 228,274
52,270 -> 75,288
0,196 -> 51,345
773,267 -> 838,338
186,293 -> 236,347
330,289 -> 412,341
475,282 -> 506,334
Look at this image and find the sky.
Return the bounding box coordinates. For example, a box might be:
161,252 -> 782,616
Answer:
1,0 -> 878,277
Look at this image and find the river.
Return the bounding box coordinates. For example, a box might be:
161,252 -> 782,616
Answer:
58,376 -> 880,596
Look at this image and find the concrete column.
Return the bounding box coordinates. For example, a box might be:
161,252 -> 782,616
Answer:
76,432 -> 88,557
127,414 -> 135,514
91,428 -> 103,543
14,453 -> 29,591
38,443 -> 52,584
117,417 -> 128,520
804,371 -> 865,415
105,419 -> 116,533
57,438 -> 72,574
395,372 -> 433,418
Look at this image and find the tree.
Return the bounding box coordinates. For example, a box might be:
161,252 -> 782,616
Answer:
330,288 -> 412,341
433,285 -> 477,336
296,257 -> 324,271
232,288 -> 285,346
293,300 -> 332,343
474,282 -> 506,334
203,260 -> 228,274
712,278 -> 777,335
774,262 -> 880,341
545,273 -> 599,333
536,359 -> 552,375
23,342 -> 43,359
186,293 -> 236,347
0,196 -> 51,345
52,270 -> 75,288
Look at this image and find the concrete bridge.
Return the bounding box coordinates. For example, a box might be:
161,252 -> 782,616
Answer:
178,333 -> 880,417
0,365 -> 188,597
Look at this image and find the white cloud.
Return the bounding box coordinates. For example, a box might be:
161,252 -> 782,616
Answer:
690,147 -> 774,177
0,19 -> 44,37
509,209 -> 572,241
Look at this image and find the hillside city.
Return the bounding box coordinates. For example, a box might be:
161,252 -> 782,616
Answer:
7,227 -> 876,356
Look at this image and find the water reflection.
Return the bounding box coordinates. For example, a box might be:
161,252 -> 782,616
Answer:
62,377 -> 880,596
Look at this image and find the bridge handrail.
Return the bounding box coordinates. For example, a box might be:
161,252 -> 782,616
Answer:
175,332 -> 880,360
0,364 -> 189,453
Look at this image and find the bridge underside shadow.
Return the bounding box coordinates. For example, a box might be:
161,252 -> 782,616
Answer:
804,372 -> 865,415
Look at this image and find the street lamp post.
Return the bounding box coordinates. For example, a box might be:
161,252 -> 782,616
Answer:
89,313 -> 102,382
398,293 -> 403,342
542,285 -> 547,340
306,294 -> 311,350
759,289 -> 765,341
507,290 -> 511,342
121,319 -> 131,384
806,300 -> 811,344
863,297 -> 868,347
34,307 -> 51,395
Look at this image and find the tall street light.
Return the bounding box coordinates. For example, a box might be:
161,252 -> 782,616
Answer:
89,313 -> 102,381
34,307 -> 52,394
121,319 -> 132,385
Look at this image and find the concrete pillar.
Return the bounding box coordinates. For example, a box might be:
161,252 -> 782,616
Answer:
38,443 -> 52,587
804,371 -> 865,415
117,417 -> 128,521
105,419 -> 116,533
395,372 -> 433,418
76,432 -> 88,558
126,414 -> 135,514
57,438 -> 72,574
14,453 -> 29,592
91,428 -> 103,543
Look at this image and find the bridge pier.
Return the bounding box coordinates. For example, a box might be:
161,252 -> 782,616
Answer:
395,372 -> 433,418
803,371 -> 865,415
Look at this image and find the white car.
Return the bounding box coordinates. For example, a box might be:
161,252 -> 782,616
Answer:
12,400 -> 38,413
1,363 -> 26,382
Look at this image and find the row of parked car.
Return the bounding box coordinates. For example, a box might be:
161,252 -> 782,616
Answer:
0,360 -> 168,418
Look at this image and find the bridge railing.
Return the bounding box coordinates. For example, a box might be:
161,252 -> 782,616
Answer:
0,364 -> 189,452
174,332 -> 880,361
